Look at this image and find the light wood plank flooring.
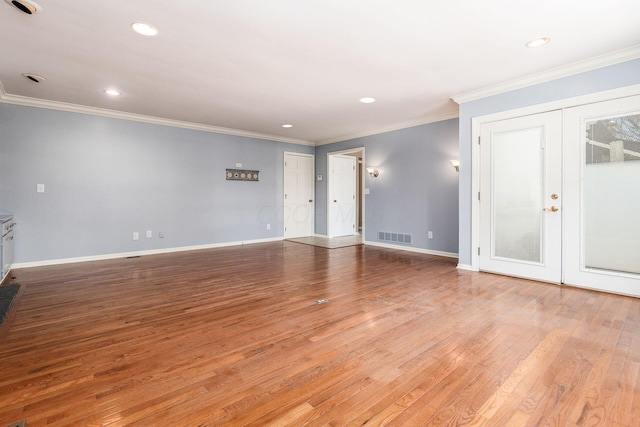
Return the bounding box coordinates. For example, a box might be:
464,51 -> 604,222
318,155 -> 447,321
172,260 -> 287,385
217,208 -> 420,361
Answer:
1,242 -> 639,426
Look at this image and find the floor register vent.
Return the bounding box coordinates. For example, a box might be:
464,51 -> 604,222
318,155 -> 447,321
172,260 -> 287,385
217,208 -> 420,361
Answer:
378,231 -> 412,245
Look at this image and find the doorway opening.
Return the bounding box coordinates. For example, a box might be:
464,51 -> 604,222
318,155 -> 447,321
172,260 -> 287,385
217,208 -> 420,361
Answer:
327,148 -> 365,239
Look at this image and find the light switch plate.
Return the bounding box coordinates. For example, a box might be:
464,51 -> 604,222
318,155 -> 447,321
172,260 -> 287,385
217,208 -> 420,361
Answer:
36,183 -> 45,193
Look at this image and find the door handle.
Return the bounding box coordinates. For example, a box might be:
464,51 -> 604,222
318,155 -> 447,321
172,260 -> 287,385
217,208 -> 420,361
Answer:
543,206 -> 559,212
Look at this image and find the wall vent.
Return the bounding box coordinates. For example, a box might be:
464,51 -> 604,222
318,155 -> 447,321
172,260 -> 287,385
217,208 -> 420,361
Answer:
378,231 -> 412,245
5,0 -> 42,14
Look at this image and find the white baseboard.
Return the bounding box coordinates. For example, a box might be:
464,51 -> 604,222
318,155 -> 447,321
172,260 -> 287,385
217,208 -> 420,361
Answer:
12,237 -> 284,269
456,263 -> 476,271
363,240 -> 458,259
13,237 -> 460,270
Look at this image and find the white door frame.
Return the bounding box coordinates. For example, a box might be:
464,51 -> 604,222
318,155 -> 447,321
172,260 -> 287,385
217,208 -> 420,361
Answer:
327,147 -> 366,238
284,151 -> 315,238
470,84 -> 640,272
468,84 -> 640,280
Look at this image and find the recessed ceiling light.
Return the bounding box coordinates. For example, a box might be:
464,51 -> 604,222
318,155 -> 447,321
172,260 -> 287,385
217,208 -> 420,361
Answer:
131,22 -> 158,36
22,73 -> 45,83
526,37 -> 551,48
282,124 -> 293,128
359,97 -> 376,104
4,0 -> 42,15
104,89 -> 121,96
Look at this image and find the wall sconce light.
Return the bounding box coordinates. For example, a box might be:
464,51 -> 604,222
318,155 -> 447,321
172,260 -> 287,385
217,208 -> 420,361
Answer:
450,159 -> 460,172
366,167 -> 379,178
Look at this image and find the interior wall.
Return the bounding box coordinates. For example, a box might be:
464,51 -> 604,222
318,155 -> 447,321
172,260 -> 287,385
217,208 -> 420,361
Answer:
315,118 -> 459,255
457,58 -> 640,267
0,104 -> 313,264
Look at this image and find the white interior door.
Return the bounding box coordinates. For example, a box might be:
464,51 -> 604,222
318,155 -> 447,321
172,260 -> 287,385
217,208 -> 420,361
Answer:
284,153 -> 314,239
328,154 -> 356,238
563,95 -> 640,296
480,110 -> 563,283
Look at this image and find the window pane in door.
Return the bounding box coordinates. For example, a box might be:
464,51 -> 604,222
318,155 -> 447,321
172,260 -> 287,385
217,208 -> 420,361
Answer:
584,113 -> 640,274
492,128 -> 543,263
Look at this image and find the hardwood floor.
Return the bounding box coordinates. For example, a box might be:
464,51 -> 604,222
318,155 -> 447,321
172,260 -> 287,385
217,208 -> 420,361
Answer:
1,242 -> 639,426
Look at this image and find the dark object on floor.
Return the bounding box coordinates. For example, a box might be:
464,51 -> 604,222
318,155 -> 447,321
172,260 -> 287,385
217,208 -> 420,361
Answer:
0,284 -> 20,325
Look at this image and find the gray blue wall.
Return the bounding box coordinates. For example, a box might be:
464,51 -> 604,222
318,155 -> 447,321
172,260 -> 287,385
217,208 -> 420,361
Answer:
1,103 -> 460,265
457,58 -> 640,266
0,104 -> 313,263
315,119 -> 459,255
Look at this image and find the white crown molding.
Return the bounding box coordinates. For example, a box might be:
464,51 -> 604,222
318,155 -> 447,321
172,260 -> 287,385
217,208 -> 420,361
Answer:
314,110 -> 459,146
451,44 -> 640,105
0,92 -> 315,147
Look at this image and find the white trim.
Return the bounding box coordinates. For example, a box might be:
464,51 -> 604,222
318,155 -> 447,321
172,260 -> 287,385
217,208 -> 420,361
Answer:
0,90 -> 459,148
315,111 -> 459,146
364,240 -> 458,259
456,263 -> 474,271
11,237 -> 283,269
452,45 -> 640,104
326,148 -> 365,238
0,93 -> 314,147
470,83 -> 640,274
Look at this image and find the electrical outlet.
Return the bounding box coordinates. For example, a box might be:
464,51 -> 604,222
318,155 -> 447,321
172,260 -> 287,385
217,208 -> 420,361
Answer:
6,421 -> 27,427
132,232 -> 139,241
266,224 -> 271,230
428,231 -> 433,239
36,183 -> 45,193
146,230 -> 152,238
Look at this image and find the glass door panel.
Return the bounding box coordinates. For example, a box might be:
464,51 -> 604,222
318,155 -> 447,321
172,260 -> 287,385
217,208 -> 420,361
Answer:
492,128 -> 543,263
584,113 -> 640,275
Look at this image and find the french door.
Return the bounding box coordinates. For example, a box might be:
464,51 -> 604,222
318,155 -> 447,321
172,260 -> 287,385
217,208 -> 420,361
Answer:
563,95 -> 640,296
480,95 -> 640,296
480,110 -> 563,283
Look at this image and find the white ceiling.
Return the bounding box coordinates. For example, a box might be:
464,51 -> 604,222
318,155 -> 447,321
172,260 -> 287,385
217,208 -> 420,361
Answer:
1,0 -> 640,145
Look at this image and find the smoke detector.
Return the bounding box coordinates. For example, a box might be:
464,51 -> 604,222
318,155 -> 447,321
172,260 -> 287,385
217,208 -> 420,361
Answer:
5,0 -> 42,14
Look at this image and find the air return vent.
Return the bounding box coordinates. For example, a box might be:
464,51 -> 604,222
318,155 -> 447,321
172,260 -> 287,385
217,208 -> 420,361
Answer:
5,0 -> 42,14
378,231 -> 412,245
